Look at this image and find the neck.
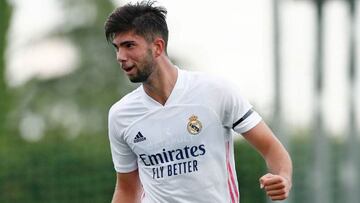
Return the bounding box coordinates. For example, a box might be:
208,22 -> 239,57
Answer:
143,57 -> 178,105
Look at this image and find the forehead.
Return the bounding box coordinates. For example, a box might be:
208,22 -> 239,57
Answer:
112,31 -> 147,45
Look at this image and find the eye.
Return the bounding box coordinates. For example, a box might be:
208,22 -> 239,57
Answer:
126,43 -> 135,48
112,44 -> 119,52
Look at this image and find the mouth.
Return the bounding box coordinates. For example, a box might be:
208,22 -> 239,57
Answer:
122,65 -> 135,73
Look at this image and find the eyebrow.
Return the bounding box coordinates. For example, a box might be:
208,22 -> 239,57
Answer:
112,40 -> 135,48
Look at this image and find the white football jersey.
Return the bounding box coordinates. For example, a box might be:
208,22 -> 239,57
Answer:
108,68 -> 262,203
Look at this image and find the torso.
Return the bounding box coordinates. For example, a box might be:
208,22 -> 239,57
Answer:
108,69 -> 259,203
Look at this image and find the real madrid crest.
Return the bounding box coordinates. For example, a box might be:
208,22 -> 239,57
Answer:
187,115 -> 202,135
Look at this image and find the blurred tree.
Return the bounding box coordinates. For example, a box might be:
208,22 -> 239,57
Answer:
0,0 -> 12,136
312,1 -> 331,203
342,0 -> 359,202
9,0 -> 133,139
1,0 -> 130,199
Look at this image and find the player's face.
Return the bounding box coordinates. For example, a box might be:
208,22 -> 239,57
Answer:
112,31 -> 155,83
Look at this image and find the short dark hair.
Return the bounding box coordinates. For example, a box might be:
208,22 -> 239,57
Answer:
104,1 -> 168,49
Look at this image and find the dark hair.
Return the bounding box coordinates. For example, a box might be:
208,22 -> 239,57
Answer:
104,1 -> 168,49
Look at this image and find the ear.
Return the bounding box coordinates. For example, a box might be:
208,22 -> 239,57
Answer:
152,37 -> 166,57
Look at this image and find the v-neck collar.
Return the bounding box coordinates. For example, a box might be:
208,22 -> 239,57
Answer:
141,67 -> 184,108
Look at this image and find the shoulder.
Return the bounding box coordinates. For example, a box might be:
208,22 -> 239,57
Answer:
109,87 -> 142,116
108,87 -> 146,130
183,69 -> 236,94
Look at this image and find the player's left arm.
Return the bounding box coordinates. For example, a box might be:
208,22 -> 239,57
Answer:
242,120 -> 292,201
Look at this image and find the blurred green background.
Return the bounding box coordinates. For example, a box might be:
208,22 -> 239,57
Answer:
1,0 -> 359,203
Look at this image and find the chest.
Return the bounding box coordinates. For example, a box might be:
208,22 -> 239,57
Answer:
123,105 -> 226,156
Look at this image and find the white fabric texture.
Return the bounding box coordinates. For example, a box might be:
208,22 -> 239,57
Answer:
108,68 -> 262,203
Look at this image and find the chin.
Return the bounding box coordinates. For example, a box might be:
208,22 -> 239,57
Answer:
129,73 -> 150,83
129,76 -> 147,83
129,78 -> 143,83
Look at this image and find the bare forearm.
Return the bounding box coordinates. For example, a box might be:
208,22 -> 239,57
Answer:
243,121 -> 293,182
112,170 -> 142,203
244,121 -> 292,200
260,142 -> 292,200
111,187 -> 142,203
264,140 -> 292,182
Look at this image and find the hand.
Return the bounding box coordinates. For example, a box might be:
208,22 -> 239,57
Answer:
259,173 -> 291,201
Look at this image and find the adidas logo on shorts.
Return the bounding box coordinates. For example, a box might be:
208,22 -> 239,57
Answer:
134,132 -> 146,143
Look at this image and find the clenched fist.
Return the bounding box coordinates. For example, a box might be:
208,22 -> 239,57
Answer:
259,173 -> 291,201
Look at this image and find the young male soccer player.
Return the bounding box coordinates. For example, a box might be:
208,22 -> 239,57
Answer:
105,1 -> 292,202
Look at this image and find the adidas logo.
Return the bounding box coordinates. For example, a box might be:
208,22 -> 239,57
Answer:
134,132 -> 146,143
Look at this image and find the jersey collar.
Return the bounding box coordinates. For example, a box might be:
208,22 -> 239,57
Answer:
141,66 -> 185,108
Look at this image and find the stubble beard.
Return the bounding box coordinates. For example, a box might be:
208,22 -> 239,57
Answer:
129,49 -> 155,83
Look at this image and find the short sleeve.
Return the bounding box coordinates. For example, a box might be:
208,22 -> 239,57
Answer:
220,80 -> 262,134
108,109 -> 138,173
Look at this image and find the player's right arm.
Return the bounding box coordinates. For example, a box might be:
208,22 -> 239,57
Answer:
112,170 -> 142,203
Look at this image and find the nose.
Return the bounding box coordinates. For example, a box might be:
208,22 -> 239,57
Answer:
116,49 -> 127,64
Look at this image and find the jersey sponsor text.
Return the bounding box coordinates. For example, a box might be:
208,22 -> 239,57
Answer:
139,144 -> 206,179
